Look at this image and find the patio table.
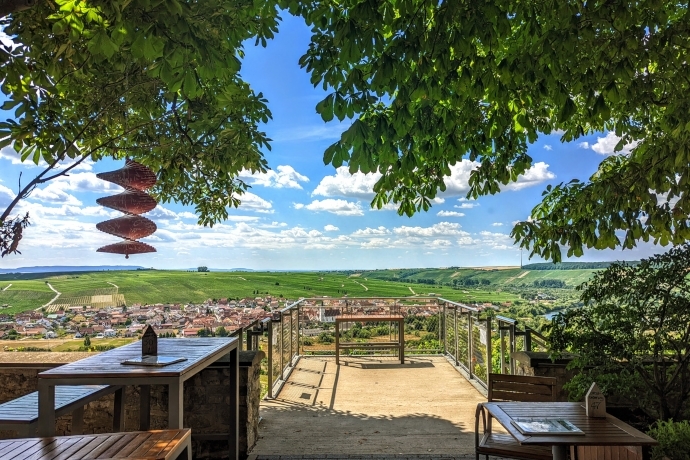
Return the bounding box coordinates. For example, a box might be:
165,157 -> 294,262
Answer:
482,401 -> 657,460
37,337 -> 239,459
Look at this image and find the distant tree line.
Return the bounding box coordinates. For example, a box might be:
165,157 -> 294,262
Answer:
533,279 -> 567,288
523,262 -> 639,270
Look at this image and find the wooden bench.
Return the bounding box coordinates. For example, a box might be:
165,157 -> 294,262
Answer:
0,429 -> 191,459
475,374 -> 556,460
0,385 -> 123,438
335,315 -> 405,364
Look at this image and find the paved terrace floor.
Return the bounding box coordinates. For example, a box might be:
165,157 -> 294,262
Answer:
250,356 -> 494,460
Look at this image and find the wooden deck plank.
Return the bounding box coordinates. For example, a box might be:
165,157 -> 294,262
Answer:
111,432 -> 153,457
74,434 -> 122,459
130,430 -> 177,457
97,433 -> 140,459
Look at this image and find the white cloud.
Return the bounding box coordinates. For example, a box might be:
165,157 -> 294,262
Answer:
237,192 -> 273,213
298,199 -> 364,216
239,165 -> 309,189
502,162 -> 556,191
30,186 -> 83,206
324,224 -> 339,232
393,222 -> 466,238
432,197 -> 445,204
492,222 -> 503,227
0,184 -> 15,208
578,142 -> 590,149
369,202 -> 399,212
437,210 -> 465,217
543,145 -> 553,151
312,167 -> 380,199
590,132 -> 639,155
352,226 -> 390,236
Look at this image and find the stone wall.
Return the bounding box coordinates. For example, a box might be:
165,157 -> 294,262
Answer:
511,351 -> 577,401
0,351 -> 264,460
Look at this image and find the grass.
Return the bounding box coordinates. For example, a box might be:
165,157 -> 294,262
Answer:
0,337 -> 136,351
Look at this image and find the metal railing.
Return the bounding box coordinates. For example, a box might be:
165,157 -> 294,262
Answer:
263,296 -> 548,398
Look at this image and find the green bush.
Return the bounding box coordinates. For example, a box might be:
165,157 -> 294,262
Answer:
648,420 -> 690,460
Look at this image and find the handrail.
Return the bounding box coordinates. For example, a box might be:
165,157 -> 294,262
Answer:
263,295 -> 549,398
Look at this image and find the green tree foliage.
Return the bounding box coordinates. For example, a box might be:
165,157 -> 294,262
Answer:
533,279 -> 566,289
83,334 -> 91,347
0,0 -> 279,251
215,326 -> 228,337
648,420 -> 690,460
547,245 -> 690,420
283,0 -> 690,261
197,266 -> 209,273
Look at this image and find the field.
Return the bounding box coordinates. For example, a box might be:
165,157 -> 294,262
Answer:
0,267 -> 599,314
360,267 -> 596,287
0,337 -> 136,351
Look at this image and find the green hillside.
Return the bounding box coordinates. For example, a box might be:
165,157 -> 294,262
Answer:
0,266 -> 600,314
358,267 -> 596,287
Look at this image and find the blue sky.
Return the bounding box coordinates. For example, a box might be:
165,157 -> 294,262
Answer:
0,15 -> 663,270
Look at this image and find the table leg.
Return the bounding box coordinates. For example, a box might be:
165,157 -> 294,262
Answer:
335,321 -> 340,365
168,380 -> 184,429
552,445 -> 568,460
229,347 -> 239,460
113,387 -> 125,432
71,406 -> 84,434
37,381 -> 55,437
140,384 -> 151,431
399,319 -> 405,364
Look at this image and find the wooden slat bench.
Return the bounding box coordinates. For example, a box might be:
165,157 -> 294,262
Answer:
0,429 -> 191,459
0,385 -> 123,438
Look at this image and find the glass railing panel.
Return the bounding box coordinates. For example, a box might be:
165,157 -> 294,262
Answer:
472,319 -> 488,385
457,312 -> 470,370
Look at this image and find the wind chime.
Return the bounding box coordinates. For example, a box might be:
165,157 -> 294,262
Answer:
95,159 -> 158,258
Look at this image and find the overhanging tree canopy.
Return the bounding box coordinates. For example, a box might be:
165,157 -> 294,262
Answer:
2,0 -> 689,262
0,0 -> 278,253
283,0 -> 690,261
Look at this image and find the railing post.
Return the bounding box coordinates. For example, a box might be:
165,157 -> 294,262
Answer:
246,327 -> 252,351
454,307 -> 459,366
442,303 -> 447,355
509,323 -> 516,374
468,312 -> 474,380
524,326 -> 532,352
485,316 -> 492,377
297,306 -> 301,356
267,320 -> 274,398
280,314 -> 285,381
499,324 -> 506,374
289,311 -> 293,365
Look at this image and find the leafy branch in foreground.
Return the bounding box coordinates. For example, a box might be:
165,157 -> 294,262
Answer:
547,245 -> 690,420
0,0 -> 280,254
285,0 -> 690,261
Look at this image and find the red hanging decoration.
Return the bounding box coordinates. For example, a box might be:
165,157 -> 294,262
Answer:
96,159 -> 158,258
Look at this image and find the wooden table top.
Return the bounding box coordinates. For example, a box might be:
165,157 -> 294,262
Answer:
484,402 -> 657,447
336,315 -> 404,321
0,429 -> 189,459
38,337 -> 237,380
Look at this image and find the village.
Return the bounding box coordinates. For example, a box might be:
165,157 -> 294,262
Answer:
0,296 -> 457,341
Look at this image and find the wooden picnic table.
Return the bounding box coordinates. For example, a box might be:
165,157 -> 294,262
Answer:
0,429 -> 191,459
335,315 -> 405,365
37,338 -> 239,459
482,401 -> 657,460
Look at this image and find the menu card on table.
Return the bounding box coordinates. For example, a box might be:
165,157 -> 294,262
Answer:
511,418 -> 585,436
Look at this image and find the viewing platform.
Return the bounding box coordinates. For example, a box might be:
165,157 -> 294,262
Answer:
251,355 -> 489,459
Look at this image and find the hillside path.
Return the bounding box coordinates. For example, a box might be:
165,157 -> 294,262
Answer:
107,282 -> 119,289
504,270 -> 530,284
408,286 -> 416,295
353,281 -> 368,291
40,283 -> 61,309
1,284 -> 11,291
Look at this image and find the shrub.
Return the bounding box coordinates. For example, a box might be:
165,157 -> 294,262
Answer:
648,420 -> 690,460
547,245 -> 690,420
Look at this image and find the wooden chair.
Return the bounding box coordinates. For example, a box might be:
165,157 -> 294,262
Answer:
475,373 -> 557,460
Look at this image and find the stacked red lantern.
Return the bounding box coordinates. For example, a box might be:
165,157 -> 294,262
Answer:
96,160 -> 158,258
